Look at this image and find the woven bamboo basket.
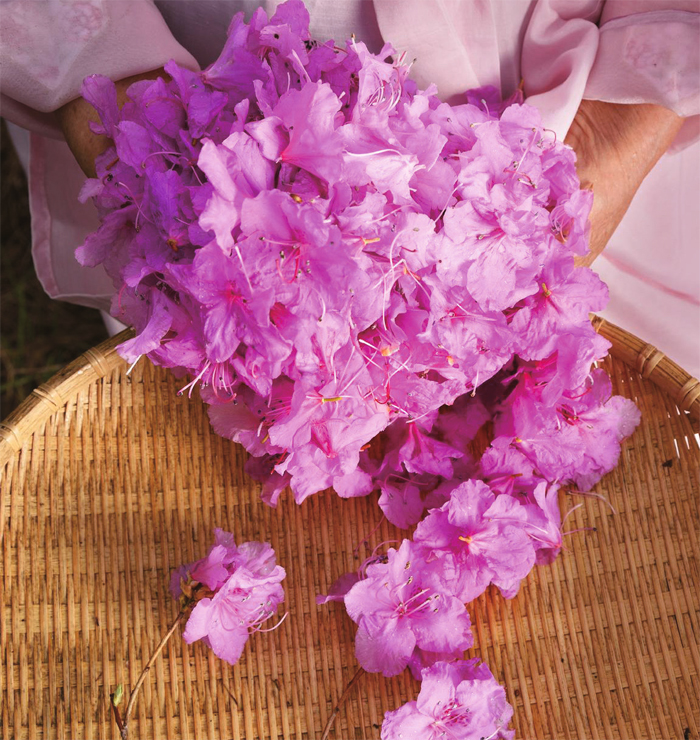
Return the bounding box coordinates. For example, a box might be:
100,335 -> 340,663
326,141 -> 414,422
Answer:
1,317 -> 698,740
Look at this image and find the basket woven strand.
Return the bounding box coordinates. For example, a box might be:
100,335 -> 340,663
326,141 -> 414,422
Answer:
1,321 -> 698,740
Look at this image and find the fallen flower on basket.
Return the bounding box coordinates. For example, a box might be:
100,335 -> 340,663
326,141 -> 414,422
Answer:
111,530 -> 286,738
344,539 -> 474,678
381,659 -> 514,740
171,529 -> 286,666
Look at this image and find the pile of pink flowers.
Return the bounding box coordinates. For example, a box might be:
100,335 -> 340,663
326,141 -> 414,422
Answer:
79,1 -> 640,735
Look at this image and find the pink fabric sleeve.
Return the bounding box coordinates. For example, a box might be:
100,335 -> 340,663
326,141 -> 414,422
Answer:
0,0 -> 198,138
521,0 -> 700,143
584,3 -> 700,150
520,1 -> 604,140
29,133 -> 115,312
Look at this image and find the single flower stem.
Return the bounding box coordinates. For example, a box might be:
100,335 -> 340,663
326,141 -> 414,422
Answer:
120,603 -> 191,739
320,666 -> 365,740
110,696 -> 125,734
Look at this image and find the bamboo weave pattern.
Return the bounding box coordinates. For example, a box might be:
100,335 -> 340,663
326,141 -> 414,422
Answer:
1,325 -> 698,739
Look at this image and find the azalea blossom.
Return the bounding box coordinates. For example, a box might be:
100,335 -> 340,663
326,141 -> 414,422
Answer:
344,540 -> 473,677
381,659 -> 515,740
414,480 -> 536,602
172,530 -> 286,666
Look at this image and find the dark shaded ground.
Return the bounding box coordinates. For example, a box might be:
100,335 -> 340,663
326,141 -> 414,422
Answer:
1,119 -> 107,419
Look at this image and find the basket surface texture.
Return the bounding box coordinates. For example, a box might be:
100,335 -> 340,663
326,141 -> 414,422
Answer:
1,319 -> 699,740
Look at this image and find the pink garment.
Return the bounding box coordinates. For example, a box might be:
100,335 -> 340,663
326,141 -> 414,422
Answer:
1,0 -> 699,375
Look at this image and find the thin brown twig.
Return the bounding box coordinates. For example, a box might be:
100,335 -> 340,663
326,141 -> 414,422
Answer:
221,681 -> 240,707
320,666 -> 366,740
110,695 -> 125,734
120,606 -> 189,739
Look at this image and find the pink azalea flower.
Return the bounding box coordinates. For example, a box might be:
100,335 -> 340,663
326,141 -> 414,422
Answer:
381,659 -> 514,740
274,81 -> 345,184
172,530 -> 285,666
377,475 -> 436,529
522,481 -> 564,565
414,480 -> 536,602
344,540 -> 473,677
510,248 -> 608,361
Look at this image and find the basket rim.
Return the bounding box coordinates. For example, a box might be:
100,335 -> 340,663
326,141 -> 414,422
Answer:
0,328 -> 133,468
1,317 -> 697,469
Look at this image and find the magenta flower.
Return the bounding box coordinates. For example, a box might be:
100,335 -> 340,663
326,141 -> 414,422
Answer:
172,530 -> 285,666
414,480 -> 536,602
522,481 -> 564,565
381,659 -> 514,740
344,540 -> 473,677
510,249 -> 608,361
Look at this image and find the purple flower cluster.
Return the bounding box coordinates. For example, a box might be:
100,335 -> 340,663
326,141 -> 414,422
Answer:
78,1 -> 641,732
77,0 -> 636,507
171,529 -> 285,665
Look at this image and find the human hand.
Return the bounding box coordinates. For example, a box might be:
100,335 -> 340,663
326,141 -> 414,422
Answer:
564,99 -> 684,268
56,68 -> 166,178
